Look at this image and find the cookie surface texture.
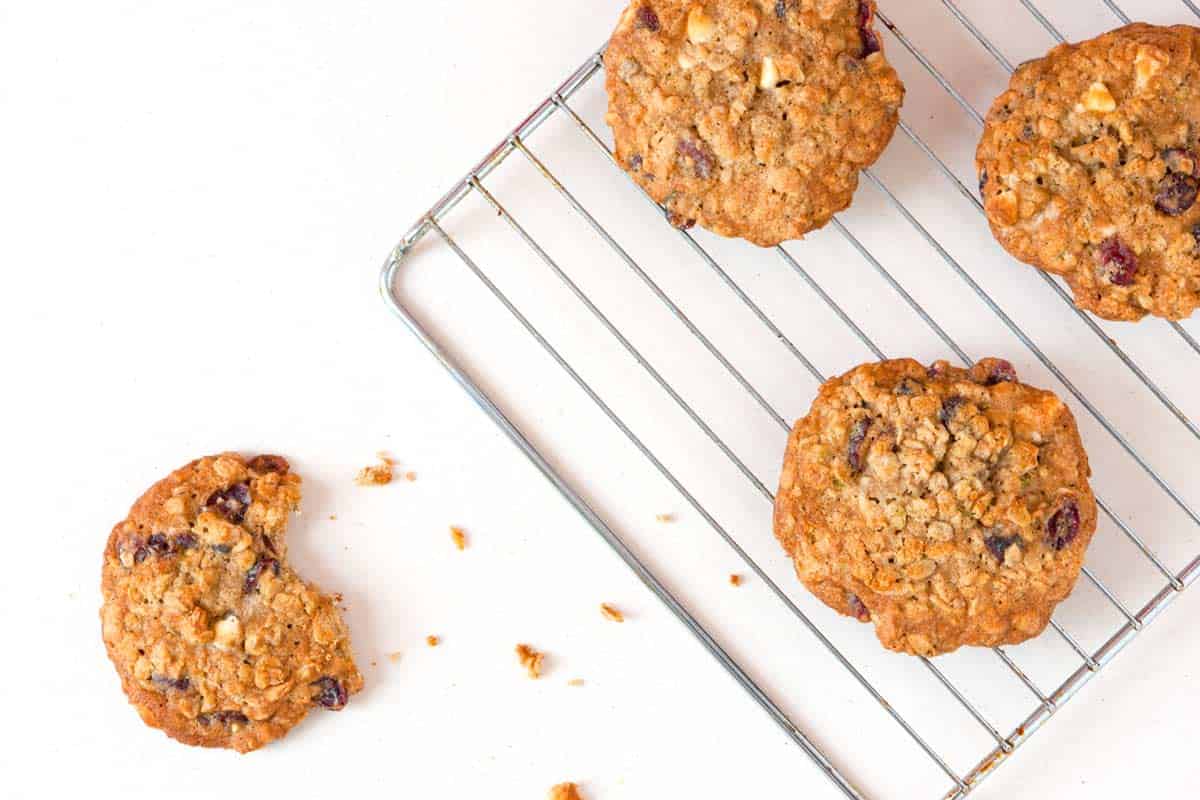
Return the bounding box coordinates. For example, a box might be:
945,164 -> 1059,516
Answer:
604,0 -> 904,246
773,359 -> 1097,657
977,23 -> 1200,321
100,453 -> 363,752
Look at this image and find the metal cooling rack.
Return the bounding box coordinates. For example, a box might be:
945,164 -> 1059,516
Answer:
380,2 -> 1200,797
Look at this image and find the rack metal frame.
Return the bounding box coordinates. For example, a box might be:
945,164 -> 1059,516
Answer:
380,2 -> 1200,797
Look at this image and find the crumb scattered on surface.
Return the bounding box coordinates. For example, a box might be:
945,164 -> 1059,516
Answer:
548,782 -> 584,800
450,526 -> 467,550
328,513 -> 337,520
655,513 -> 675,523
426,635 -> 440,647
567,678 -> 585,687
405,471 -> 417,481
355,454 -> 393,486
388,651 -> 402,664
370,660 -> 378,668
729,574 -> 743,587
600,603 -> 625,623
515,643 -> 544,679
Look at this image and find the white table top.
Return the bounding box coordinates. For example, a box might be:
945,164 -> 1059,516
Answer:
5,1 -> 1199,797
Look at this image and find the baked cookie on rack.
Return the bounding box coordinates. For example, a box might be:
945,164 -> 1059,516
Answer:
977,23 -> 1200,321
773,358 -> 1097,657
100,453 -> 363,751
603,0 -> 904,246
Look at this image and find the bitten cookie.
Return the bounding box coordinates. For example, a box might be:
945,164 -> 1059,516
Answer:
100,453 -> 363,752
604,0 -> 904,246
773,359 -> 1097,657
977,23 -> 1200,321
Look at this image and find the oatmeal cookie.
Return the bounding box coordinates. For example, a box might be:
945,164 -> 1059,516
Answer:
604,0 -> 904,246
773,359 -> 1097,656
977,23 -> 1200,321
100,453 -> 363,751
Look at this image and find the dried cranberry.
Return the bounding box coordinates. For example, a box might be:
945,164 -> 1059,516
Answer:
152,674 -> 190,692
628,154 -> 643,172
1045,500 -> 1080,550
260,534 -> 278,556
677,139 -> 713,179
206,482 -> 252,524
248,454 -> 289,474
634,5 -> 660,32
1155,172 -> 1199,216
847,593 -> 870,621
212,543 -> 233,554
1163,148 -> 1199,177
978,168 -> 988,198
1193,223 -> 1200,251
927,361 -> 948,378
774,0 -> 788,19
133,546 -> 150,564
984,359 -> 1017,386
146,533 -> 171,556
847,418 -> 871,473
939,396 -> 966,427
858,1 -> 881,58
985,534 -> 1018,561
244,557 -> 280,594
174,533 -> 198,551
198,710 -> 248,726
894,377 -> 923,396
1096,236 -> 1137,286
311,677 -> 348,710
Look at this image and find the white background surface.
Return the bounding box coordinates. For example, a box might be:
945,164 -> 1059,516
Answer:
3,0 -> 1199,798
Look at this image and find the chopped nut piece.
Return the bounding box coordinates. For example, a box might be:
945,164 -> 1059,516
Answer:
515,643 -> 544,679
600,603 -> 625,623
1135,44 -> 1168,90
213,614 -> 242,650
355,455 -> 393,486
450,526 -> 467,550
1080,81 -> 1116,113
729,574 -> 743,587
686,6 -> 716,44
759,56 -> 779,90
548,783 -> 584,800
426,635 -> 440,647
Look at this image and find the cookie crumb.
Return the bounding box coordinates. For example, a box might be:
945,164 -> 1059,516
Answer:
328,513 -> 337,520
387,651 -> 402,663
655,513 -> 675,523
450,526 -> 467,550
600,603 -> 625,623
426,635 -> 440,647
567,678 -> 585,687
355,454 -> 393,486
404,471 -> 417,481
548,783 -> 584,800
515,643 -> 544,679
729,574 -> 743,587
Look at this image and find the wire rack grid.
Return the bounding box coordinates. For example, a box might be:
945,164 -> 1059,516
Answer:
380,1 -> 1200,797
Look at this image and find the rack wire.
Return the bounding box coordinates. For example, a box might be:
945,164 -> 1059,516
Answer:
380,2 -> 1200,797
